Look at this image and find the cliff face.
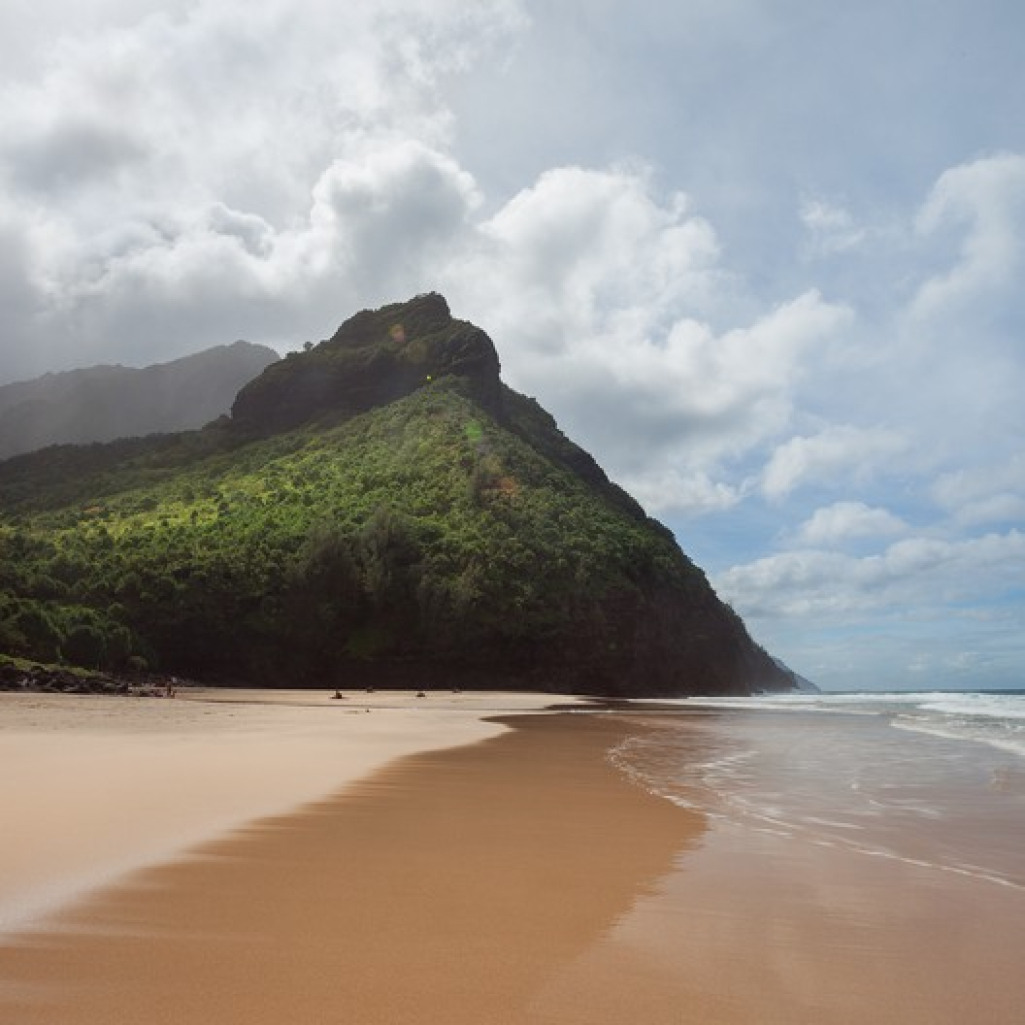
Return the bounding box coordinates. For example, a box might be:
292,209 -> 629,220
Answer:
231,293 -> 502,433
0,295 -> 792,696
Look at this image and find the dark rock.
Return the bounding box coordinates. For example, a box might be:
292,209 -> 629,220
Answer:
230,293 -> 503,434
0,661 -> 186,697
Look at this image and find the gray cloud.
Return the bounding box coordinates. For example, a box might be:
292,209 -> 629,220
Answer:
0,1 -> 524,374
0,220 -> 46,383
3,117 -> 148,194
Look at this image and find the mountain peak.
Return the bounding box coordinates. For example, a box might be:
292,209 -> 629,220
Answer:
230,293 -> 502,434
328,291 -> 453,348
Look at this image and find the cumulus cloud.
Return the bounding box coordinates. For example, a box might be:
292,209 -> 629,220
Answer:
0,0 -> 524,380
717,530 -> 1025,620
911,153 -> 1025,322
0,136 -> 486,379
794,501 -> 907,547
761,425 -> 908,500
450,164 -> 726,351
304,142 -> 482,296
4,116 -> 148,195
440,166 -> 852,512
623,470 -> 744,518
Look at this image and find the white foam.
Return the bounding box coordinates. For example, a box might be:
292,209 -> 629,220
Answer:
606,697 -> 1025,893
679,691 -> 1025,763
919,692 -> 1025,720
893,716 -> 1025,759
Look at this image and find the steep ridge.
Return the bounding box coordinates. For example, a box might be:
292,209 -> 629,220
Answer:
0,341 -> 279,459
0,295 -> 792,696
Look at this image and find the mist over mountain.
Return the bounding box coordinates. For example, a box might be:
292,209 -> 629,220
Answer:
0,295 -> 793,697
0,342 -> 279,459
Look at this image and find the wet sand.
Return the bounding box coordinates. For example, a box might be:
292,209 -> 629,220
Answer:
529,815 -> 1025,1025
2,698 -> 1023,1023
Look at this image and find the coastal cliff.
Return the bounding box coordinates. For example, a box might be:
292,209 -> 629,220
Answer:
0,294 -> 792,696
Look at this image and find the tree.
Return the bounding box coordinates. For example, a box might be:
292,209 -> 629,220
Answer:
13,603 -> 61,662
62,624 -> 106,670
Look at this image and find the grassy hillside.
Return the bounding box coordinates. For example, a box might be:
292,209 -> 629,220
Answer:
0,297 -> 789,695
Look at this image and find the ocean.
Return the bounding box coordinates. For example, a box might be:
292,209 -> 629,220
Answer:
610,690 -> 1025,893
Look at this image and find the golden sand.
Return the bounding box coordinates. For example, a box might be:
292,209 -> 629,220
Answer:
0,711 -> 694,1024
0,688 -> 525,932
2,698 -> 1023,1023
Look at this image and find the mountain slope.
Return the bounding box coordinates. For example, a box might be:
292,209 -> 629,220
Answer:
0,295 -> 791,696
0,341 -> 279,459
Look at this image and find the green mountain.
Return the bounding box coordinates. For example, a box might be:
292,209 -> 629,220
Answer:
0,294 -> 792,696
0,341 -> 279,460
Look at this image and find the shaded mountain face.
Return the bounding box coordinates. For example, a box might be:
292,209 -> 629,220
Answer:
0,341 -> 279,459
231,293 -> 501,433
0,295 -> 792,696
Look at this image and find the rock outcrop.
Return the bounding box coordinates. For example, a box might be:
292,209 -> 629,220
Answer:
231,293 -> 502,434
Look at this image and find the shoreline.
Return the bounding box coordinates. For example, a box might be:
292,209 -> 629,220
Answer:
3,697 -> 1023,1023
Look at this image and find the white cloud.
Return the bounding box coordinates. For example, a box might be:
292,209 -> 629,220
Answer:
301,140 -> 482,297
0,136 -> 485,377
206,203 -> 275,259
761,424 -> 908,500
799,197 -> 866,255
911,152 -> 1025,322
455,164 -> 725,350
948,494 -> 1025,528
622,469 -> 744,517
440,166 -> 852,510
717,530 -> 1025,620
931,454 -> 1025,526
794,501 -> 907,546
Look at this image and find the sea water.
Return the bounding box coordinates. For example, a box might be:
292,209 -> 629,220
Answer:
610,690 -> 1025,892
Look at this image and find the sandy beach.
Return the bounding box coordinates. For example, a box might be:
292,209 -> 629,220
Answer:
0,693 -> 692,1023
0,688 -> 558,934
2,693 -> 1023,1023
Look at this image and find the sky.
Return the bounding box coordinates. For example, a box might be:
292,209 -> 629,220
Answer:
1,0 -> 1023,690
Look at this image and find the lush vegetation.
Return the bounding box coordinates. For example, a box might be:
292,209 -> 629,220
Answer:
0,297 -> 788,695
